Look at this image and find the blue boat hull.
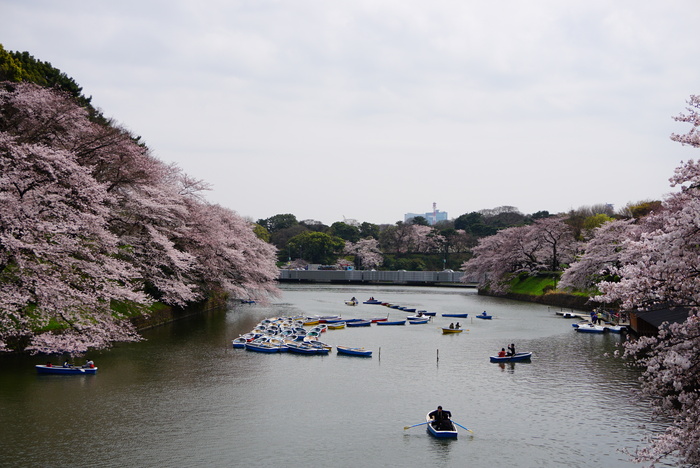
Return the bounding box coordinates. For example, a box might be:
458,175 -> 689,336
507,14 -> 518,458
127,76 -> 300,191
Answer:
35,365 -> 97,375
337,346 -> 372,357
245,343 -> 283,353
442,313 -> 468,318
376,320 -> 405,325
489,352 -> 532,363
287,344 -> 329,355
346,320 -> 371,327
426,414 -> 458,439
476,315 -> 492,320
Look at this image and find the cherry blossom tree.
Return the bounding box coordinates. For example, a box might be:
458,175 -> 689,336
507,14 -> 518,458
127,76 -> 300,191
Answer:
596,165 -> 700,311
592,97 -> 700,466
344,238 -> 383,269
619,313 -> 700,466
558,219 -> 636,291
461,217 -> 576,293
0,81 -> 279,354
460,225 -> 540,293
379,223 -> 444,254
0,133 -> 148,353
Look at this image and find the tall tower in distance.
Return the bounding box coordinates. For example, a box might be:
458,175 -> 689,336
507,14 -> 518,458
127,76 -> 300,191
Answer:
404,203 -> 447,225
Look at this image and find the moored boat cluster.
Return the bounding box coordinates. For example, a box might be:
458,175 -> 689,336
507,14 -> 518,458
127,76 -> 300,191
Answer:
231,315 -> 373,356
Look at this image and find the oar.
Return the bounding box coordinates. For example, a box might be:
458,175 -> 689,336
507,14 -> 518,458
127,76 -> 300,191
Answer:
452,421 -> 473,433
403,421 -> 430,430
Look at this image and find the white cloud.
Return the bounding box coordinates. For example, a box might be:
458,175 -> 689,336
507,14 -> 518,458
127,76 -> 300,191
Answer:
3,0 -> 699,224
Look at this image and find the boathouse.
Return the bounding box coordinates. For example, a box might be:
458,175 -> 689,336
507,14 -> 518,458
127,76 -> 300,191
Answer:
629,307 -> 692,336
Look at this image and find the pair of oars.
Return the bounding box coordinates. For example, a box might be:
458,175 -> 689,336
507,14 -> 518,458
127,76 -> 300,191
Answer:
403,421 -> 473,432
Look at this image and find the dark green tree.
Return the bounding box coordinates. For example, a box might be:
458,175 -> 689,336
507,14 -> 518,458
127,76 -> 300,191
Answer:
330,221 -> 360,242
359,222 -> 380,239
300,219 -> 329,232
286,232 -> 345,264
454,212 -> 496,237
257,213 -> 298,233
410,215 -> 429,226
530,210 -> 551,221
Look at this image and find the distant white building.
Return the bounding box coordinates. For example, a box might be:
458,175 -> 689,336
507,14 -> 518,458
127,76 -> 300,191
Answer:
405,203 -> 448,226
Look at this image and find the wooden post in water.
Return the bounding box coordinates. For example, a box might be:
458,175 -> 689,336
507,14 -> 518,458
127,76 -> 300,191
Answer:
437,349 -> 439,363
379,347 -> 381,361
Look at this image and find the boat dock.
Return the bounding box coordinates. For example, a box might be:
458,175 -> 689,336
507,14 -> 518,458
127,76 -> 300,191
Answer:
554,308 -> 630,330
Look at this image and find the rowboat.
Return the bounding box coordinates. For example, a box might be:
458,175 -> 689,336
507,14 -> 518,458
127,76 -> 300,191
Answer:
476,313 -> 492,320
245,341 -> 285,353
489,352 -> 533,363
303,340 -> 332,350
407,314 -> 428,320
419,311 -> 436,316
346,320 -> 372,327
327,322 -> 346,330
316,315 -> 341,323
231,337 -> 247,348
369,317 -> 388,323
363,300 -> 383,304
606,324 -> 627,333
376,320 -> 405,326
408,319 -> 429,324
336,346 -> 372,357
345,300 -> 358,306
286,342 -> 330,355
35,365 -> 97,375
442,313 -> 468,318
426,413 -> 458,439
441,328 -> 463,334
304,330 -> 321,341
402,308 -> 416,313
302,319 -> 320,326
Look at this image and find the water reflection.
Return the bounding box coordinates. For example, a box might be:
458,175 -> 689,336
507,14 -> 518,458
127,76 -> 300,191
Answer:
0,284 -> 657,468
427,437 -> 456,465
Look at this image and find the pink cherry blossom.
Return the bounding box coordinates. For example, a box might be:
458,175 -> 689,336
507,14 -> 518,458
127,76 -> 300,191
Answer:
1,81 -> 279,354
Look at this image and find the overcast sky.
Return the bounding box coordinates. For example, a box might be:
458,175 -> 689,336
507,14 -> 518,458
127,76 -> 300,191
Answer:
3,1 -> 699,225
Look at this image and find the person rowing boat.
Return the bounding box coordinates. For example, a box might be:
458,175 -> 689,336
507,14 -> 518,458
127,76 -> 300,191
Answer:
428,405 -> 453,431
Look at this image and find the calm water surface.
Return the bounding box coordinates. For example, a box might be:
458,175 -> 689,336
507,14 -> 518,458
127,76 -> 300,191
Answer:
0,285 -> 661,467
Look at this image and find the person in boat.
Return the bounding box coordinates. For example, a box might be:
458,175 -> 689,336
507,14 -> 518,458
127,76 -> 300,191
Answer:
429,405 -> 453,430
498,348 -> 507,358
507,343 -> 515,356
481,311 -> 487,316
63,360 -> 71,368
449,323 -> 454,329
350,296 -> 357,302
46,362 -> 52,367
83,360 -> 95,368
455,322 -> 460,329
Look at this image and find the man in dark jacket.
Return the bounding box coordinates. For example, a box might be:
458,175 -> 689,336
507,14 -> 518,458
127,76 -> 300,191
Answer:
428,406 -> 453,430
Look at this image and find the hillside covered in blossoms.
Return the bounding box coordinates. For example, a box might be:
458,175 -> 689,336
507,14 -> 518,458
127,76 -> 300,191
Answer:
0,52 -> 280,355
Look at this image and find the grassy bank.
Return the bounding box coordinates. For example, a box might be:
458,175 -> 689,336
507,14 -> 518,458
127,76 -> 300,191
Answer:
482,274 -> 597,311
